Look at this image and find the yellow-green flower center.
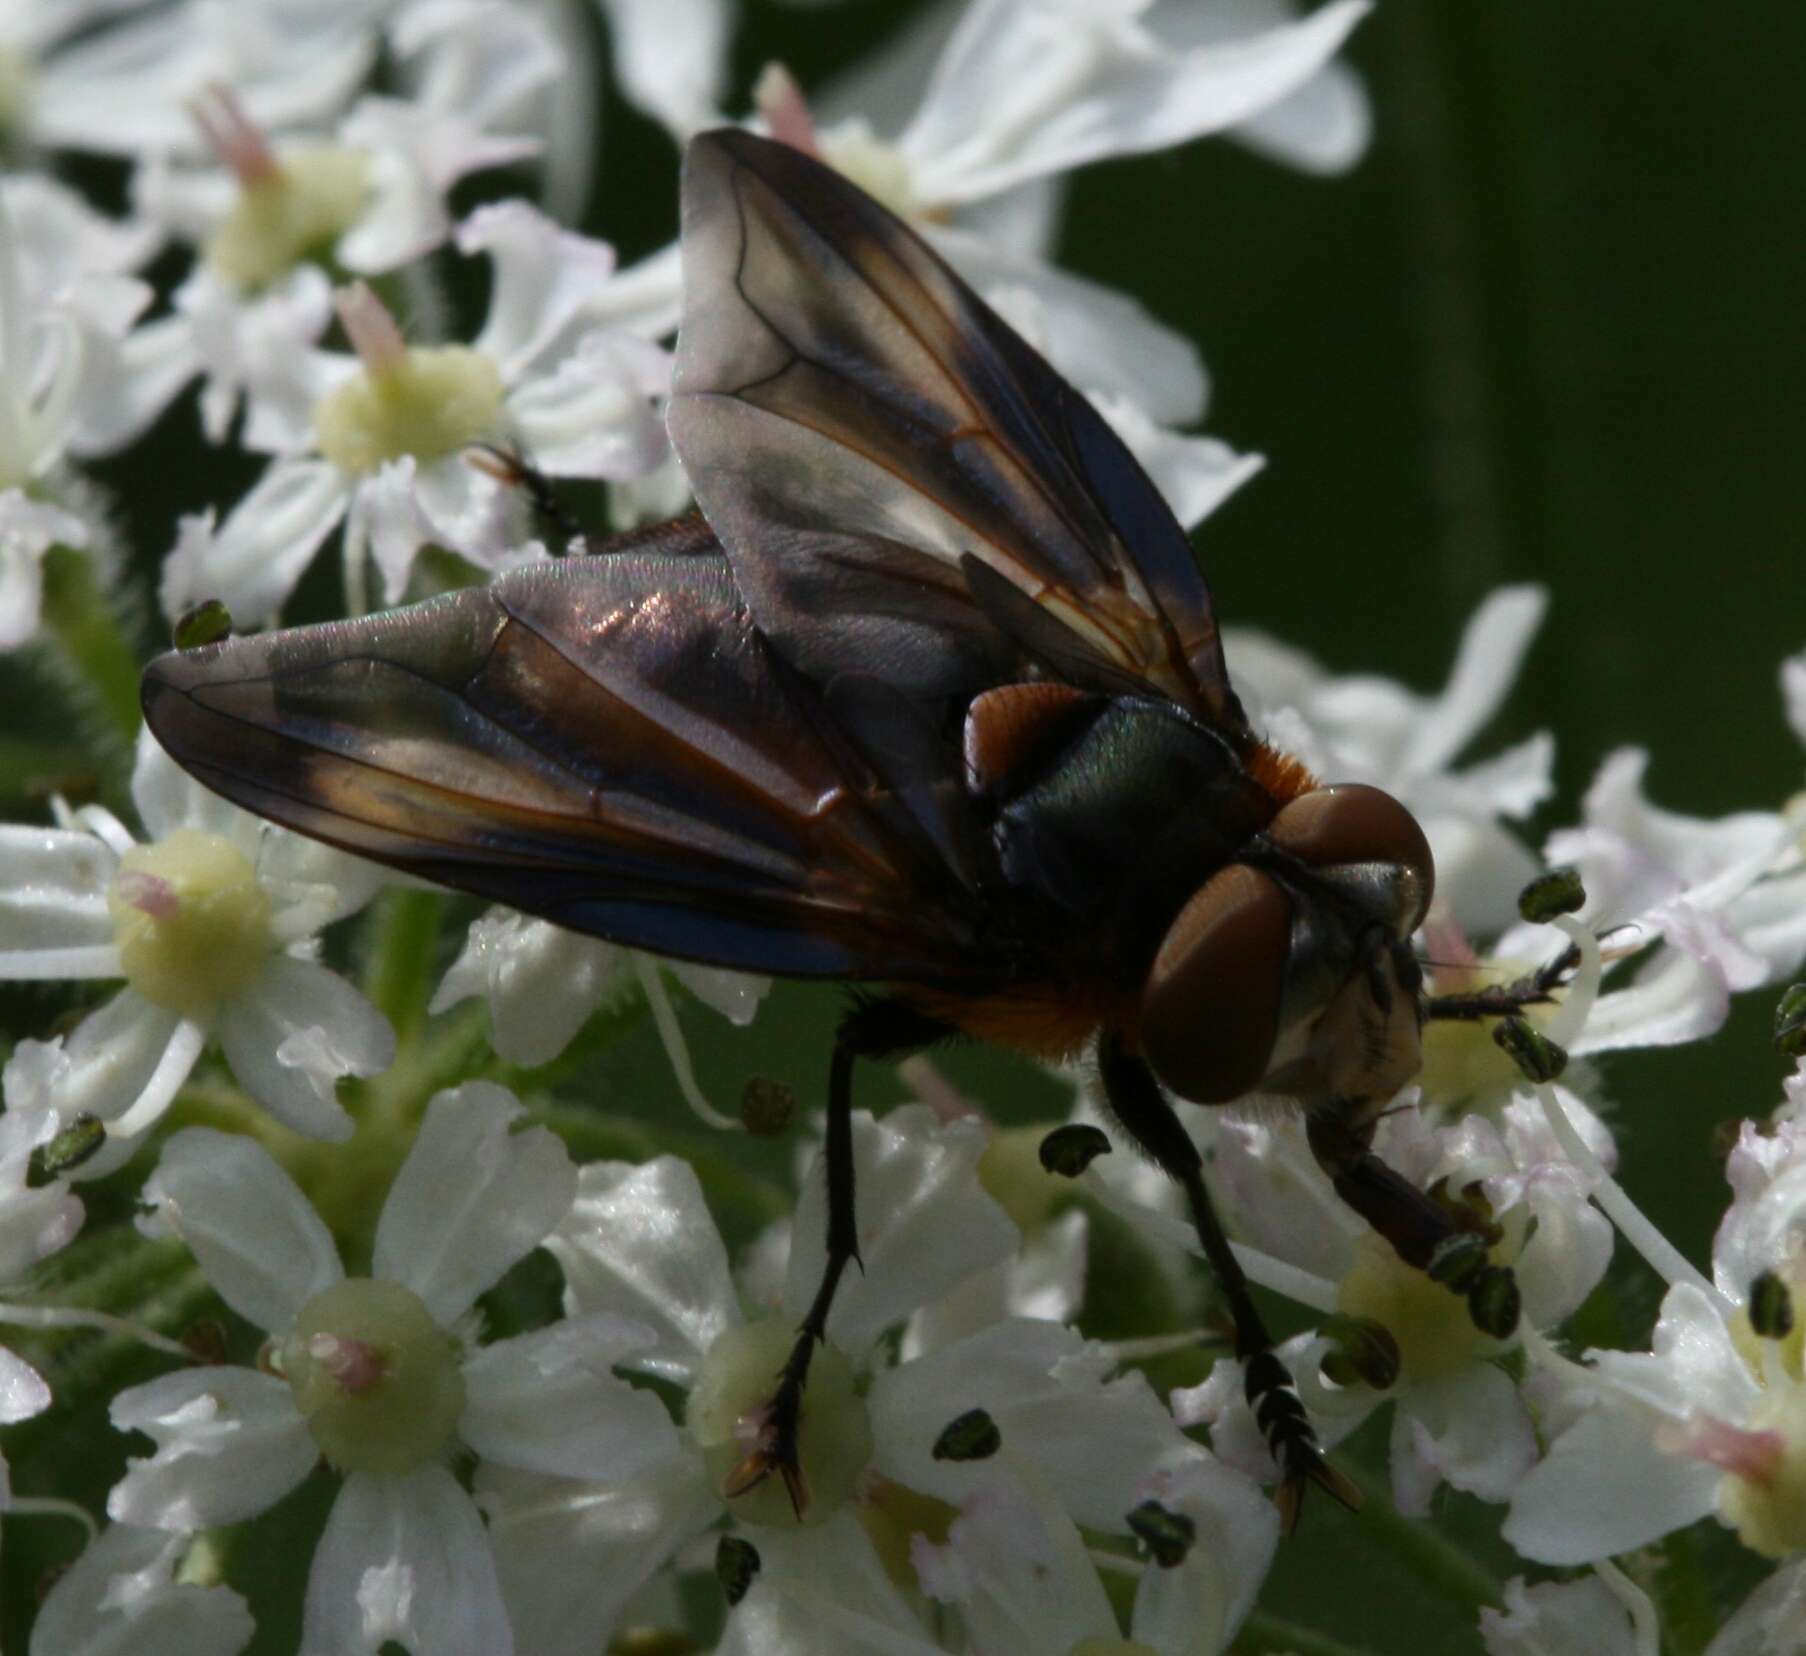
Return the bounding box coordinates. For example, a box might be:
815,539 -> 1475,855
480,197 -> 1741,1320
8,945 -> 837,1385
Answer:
277,1278 -> 466,1476
205,147 -> 370,289
820,124 -> 926,220
1419,977 -> 1564,1110
1069,1642 -> 1159,1656
109,829 -> 273,1018
855,1473 -> 960,1590
1336,1233 -> 1488,1383
1713,1395 -> 1806,1559
0,48 -> 33,140
978,1124 -> 1070,1236
687,1315 -> 872,1529
313,344 -> 505,475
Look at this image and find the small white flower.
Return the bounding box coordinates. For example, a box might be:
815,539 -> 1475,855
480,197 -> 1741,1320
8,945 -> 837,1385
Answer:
0,727 -> 394,1166
107,1084 -> 654,1656
1515,741 -> 1806,1055
4,1 -> 376,159
140,7 -> 556,287
160,214 -> 671,625
593,0 -> 735,138
1479,1575 -> 1644,1656
913,1455 -> 1278,1656
29,1523 -> 256,1656
1503,1062 -> 1806,1568
617,0 -> 1371,434
0,489 -> 88,650
487,1104 -> 1208,1654
1173,1094 -> 1611,1515
430,906 -> 767,1068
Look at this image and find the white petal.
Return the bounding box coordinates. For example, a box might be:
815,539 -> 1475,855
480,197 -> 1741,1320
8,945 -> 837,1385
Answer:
52,994 -> 204,1175
1783,650 -> 1806,749
460,1315 -> 682,1480
1479,1576 -> 1642,1656
869,1317 -> 1198,1529
431,910 -> 628,1066
1501,1400 -> 1718,1564
718,1514 -> 939,1656
1573,948 -> 1731,1054
0,492 -> 91,648
1403,585 -> 1549,777
506,331 -> 669,480
1129,1455 -> 1281,1652
927,226 -> 1208,425
785,1107 -> 1018,1355
905,0 -> 1371,203
139,1126 -> 342,1327
31,1523 -> 257,1656
302,1467 -> 510,1656
1391,1368 -> 1537,1515
1703,1559 -> 1806,1656
0,824 -> 119,968
546,1157 -> 739,1383
573,239 -> 685,342
374,1082 -> 576,1324
1,1344 -> 52,1425
131,725 -> 240,840
109,1367 -> 317,1529
480,1451 -> 719,1656
1095,394 -> 1264,529
917,1476 -> 1115,1647
216,958 -> 393,1140
462,200 -> 620,376
595,0 -> 730,135
159,461 -> 348,627
666,959 -> 769,1026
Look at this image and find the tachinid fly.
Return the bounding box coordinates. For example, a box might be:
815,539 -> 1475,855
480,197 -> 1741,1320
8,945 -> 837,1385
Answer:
142,128 -> 1532,1524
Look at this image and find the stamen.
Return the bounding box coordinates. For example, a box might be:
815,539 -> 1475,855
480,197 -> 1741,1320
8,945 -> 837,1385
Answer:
0,1300 -> 192,1359
0,1495 -> 97,1538
634,956 -> 740,1131
190,83 -> 279,184
1542,916 -> 1601,1048
335,282 -> 408,376
1593,1558 -> 1662,1656
754,63 -> 820,157
1536,1080 -> 1724,1305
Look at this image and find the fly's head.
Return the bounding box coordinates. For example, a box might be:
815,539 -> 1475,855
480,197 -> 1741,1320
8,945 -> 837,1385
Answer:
1137,783 -> 1435,1111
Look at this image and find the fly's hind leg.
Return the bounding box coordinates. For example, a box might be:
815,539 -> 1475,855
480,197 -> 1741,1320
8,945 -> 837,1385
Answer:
1098,1032 -> 1358,1527
731,996 -> 953,1516
1306,1101 -> 1521,1339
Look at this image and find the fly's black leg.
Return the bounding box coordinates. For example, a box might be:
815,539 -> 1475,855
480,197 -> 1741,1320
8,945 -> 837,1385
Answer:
731,996 -> 953,1516
466,443 -> 588,544
1306,1103 -> 1521,1340
1098,1033 -> 1357,1527
1423,942 -> 1580,1022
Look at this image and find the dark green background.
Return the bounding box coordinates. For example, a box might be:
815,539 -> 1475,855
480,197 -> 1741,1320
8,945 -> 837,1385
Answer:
7,3 -> 1804,1651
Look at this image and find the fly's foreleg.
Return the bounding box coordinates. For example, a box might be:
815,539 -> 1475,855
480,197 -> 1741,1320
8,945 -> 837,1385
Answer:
1306,1102 -> 1521,1339
1098,1031 -> 1358,1528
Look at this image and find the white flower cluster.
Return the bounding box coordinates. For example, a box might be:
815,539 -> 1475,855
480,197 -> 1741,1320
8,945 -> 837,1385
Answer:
1,2 -> 1804,1654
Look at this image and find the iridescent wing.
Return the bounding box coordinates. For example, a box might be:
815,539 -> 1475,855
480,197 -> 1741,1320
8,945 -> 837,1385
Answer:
668,129 -> 1246,738
140,537 -> 990,980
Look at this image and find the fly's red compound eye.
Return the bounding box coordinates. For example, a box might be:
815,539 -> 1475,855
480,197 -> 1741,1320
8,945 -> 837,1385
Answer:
1140,864 -> 1291,1104
1263,784 -> 1434,933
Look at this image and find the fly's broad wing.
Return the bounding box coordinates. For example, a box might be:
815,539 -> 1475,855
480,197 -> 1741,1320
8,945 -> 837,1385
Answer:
668,129 -> 1247,737
140,545 -> 990,980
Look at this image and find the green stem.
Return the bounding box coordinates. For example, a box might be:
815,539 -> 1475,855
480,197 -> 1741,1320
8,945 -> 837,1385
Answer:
1240,1612 -> 1390,1656
40,543 -> 144,750
359,889 -> 446,1042
1354,1486 -> 1505,1614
